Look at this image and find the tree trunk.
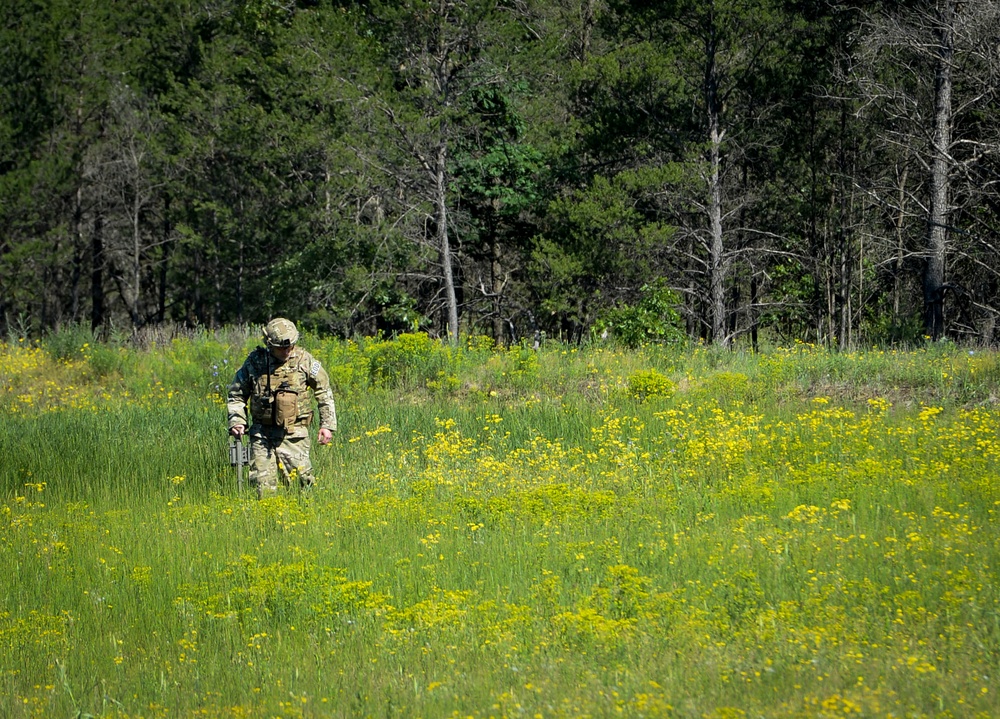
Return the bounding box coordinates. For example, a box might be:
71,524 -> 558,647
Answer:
490,223 -> 505,344
236,198 -> 245,324
893,163 -> 909,323
839,225 -> 850,350
130,180 -> 143,326
577,0 -> 596,61
71,185 -> 84,321
157,197 -> 170,324
436,141 -> 459,343
91,215 -> 104,331
924,0 -> 954,340
707,53 -> 727,347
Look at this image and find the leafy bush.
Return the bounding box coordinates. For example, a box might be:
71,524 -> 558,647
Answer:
86,344 -> 129,378
43,324 -> 95,361
626,368 -> 675,401
596,281 -> 685,348
364,332 -> 452,388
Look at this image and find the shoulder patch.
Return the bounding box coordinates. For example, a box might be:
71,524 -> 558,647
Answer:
310,360 -> 321,378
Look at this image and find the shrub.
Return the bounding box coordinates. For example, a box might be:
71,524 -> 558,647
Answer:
86,344 -> 129,378
596,281 -> 685,349
364,332 -> 450,388
43,324 -> 95,361
626,368 -> 675,401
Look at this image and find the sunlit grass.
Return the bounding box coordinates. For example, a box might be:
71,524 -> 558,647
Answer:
1,334 -> 999,717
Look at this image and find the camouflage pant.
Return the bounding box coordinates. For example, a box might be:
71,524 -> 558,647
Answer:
249,425 -> 314,498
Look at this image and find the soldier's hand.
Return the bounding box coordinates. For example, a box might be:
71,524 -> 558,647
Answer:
230,424 -> 246,438
318,428 -> 333,445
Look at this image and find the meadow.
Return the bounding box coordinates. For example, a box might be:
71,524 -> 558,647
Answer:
1,329 -> 999,718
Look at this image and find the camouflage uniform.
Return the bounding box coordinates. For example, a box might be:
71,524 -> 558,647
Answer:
227,323 -> 337,497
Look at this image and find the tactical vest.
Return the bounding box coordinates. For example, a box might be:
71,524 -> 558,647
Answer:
248,349 -> 313,431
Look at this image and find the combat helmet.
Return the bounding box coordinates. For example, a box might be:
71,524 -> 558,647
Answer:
263,318 -> 299,348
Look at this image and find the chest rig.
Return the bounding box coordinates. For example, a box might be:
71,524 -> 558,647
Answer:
249,349 -> 310,431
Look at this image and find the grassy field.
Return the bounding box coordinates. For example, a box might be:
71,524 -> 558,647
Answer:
1,330 -> 999,718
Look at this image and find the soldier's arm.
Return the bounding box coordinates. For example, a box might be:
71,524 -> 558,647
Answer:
226,356 -> 255,430
305,356 -> 337,432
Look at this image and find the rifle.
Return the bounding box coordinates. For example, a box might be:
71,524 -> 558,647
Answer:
228,434 -> 251,491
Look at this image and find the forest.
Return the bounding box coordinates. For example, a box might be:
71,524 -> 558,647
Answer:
1,0 -> 998,347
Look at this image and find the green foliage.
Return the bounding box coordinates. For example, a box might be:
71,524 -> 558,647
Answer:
625,368 -> 675,401
861,310 -> 927,348
2,0 -> 998,351
759,262 -> 818,339
531,168 -> 682,337
597,281 -> 685,348
86,343 -> 129,379
363,332 -> 454,387
453,81 -> 544,215
42,324 -> 96,362
502,342 -> 540,387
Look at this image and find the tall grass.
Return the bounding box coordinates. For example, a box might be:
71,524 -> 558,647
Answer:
1,335 -> 999,717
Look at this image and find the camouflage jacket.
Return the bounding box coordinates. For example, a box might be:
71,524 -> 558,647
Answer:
227,346 -> 337,431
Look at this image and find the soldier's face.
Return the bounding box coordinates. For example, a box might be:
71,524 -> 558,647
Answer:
270,345 -> 294,363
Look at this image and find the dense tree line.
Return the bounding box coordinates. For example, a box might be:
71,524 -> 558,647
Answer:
2,0 -> 998,346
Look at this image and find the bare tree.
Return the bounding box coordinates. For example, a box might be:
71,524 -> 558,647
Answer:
646,0 -> 794,347
853,0 -> 1000,341
85,84 -> 165,328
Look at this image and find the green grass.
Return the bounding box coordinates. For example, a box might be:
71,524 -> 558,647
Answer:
1,335 -> 999,717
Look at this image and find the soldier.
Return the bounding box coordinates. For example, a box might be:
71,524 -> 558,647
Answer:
227,318 -> 337,497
